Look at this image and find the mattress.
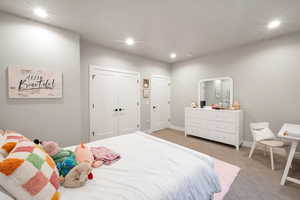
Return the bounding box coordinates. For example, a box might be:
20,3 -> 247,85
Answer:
61,132 -> 221,200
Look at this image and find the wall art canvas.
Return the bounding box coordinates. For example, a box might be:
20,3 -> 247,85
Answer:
8,67 -> 63,98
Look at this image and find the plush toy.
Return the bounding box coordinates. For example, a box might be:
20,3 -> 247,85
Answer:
75,143 -> 103,168
36,140 -> 93,188
41,141 -> 77,177
63,162 -> 93,188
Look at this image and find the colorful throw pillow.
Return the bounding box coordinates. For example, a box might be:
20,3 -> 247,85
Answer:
0,133 -> 30,157
0,140 -> 60,200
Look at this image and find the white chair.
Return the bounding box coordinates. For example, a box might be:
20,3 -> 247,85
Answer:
248,122 -> 288,170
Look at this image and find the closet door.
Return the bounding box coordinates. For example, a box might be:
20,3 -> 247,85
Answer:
151,76 -> 170,132
117,73 -> 140,135
90,70 -> 117,141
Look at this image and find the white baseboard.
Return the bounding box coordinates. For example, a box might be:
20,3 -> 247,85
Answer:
169,124 -> 185,132
242,141 -> 252,147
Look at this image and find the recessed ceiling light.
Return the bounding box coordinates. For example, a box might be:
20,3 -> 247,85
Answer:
125,38 -> 135,46
34,8 -> 48,18
170,53 -> 177,59
267,20 -> 281,29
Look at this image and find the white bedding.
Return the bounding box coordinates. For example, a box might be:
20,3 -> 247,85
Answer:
61,132 -> 221,200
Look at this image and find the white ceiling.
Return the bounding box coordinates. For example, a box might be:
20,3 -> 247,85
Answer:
1,0 -> 300,63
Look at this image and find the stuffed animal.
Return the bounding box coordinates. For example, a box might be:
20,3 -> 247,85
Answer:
41,141 -> 77,177
36,140 -> 93,188
75,143 -> 103,168
63,162 -> 93,188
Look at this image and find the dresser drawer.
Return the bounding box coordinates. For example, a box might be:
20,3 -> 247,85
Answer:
187,109 -> 236,122
208,130 -> 236,145
188,109 -> 215,120
188,127 -> 235,145
214,111 -> 236,122
189,126 -> 208,138
207,121 -> 235,133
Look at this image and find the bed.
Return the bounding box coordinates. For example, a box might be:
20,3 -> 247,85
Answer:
61,132 -> 221,200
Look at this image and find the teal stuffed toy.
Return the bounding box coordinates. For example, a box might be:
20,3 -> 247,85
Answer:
41,141 -> 77,177
52,150 -> 78,177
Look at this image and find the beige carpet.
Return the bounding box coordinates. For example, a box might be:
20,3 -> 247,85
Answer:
152,129 -> 300,200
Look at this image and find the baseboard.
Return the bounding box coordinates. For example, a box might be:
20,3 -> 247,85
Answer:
242,141 -> 252,148
169,124 -> 185,132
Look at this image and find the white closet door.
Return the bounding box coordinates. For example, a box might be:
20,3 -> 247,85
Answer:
90,70 -> 117,141
151,76 -> 170,132
117,73 -> 139,135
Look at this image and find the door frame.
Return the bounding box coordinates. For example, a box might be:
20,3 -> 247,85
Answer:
89,65 -> 141,141
150,75 -> 171,133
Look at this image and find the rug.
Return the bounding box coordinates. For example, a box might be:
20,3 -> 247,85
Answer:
214,158 -> 240,200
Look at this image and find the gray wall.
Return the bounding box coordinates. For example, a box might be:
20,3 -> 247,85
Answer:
171,32 -> 300,141
0,12 -> 81,147
80,40 -> 171,142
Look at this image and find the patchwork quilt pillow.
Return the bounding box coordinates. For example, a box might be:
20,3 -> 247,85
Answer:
0,133 -> 30,157
0,140 -> 60,200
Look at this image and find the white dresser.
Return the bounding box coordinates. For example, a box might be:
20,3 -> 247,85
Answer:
185,107 -> 243,150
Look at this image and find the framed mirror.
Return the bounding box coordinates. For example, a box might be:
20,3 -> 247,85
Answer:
198,77 -> 233,108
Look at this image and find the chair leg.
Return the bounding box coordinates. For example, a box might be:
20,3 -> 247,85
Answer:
249,141 -> 256,158
270,147 -> 274,170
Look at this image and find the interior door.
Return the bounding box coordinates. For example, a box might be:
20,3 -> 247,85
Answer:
90,70 -> 117,141
151,76 -> 170,132
117,73 -> 140,135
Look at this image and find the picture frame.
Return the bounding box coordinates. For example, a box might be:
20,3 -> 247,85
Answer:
8,66 -> 63,98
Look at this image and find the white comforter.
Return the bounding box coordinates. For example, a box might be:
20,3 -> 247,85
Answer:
61,132 -> 221,200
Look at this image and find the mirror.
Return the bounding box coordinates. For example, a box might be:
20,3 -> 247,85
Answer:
198,77 -> 233,108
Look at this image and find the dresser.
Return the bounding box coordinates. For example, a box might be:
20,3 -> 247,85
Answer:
185,107 -> 243,150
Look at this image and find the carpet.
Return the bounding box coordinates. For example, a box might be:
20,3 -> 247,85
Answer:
214,158 -> 240,200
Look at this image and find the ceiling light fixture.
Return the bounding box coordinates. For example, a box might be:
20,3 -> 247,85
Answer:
126,37 -> 135,46
170,53 -> 177,59
34,8 -> 48,18
267,20 -> 281,29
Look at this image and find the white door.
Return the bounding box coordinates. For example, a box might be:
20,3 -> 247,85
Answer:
90,67 -> 140,141
117,73 -> 140,135
151,76 -> 170,132
90,70 -> 117,141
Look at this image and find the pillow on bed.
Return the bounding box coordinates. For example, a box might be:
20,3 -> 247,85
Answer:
0,133 -> 30,157
0,140 -> 60,200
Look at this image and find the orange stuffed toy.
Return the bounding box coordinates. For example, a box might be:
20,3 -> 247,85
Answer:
75,144 -> 103,168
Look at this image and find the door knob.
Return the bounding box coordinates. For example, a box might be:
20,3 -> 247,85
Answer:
153,106 -> 156,109
114,108 -> 118,112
